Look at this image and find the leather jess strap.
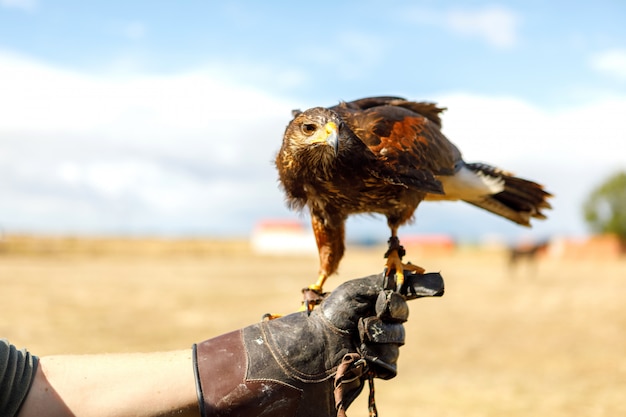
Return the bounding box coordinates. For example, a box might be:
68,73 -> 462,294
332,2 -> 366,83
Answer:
333,353 -> 377,417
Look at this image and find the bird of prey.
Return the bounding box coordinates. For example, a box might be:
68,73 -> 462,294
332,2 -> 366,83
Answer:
275,96 -> 552,301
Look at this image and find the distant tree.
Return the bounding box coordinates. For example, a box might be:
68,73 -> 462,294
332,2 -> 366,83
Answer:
583,171 -> 626,249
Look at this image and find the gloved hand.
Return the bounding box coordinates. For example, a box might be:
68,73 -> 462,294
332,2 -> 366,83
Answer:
192,271 -> 443,417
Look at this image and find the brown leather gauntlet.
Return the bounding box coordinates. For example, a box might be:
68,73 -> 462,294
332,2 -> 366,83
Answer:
193,271 -> 443,417
193,313 -> 344,417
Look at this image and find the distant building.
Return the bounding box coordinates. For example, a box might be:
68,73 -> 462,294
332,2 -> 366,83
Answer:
400,234 -> 456,257
548,234 -> 623,260
250,219 -> 317,255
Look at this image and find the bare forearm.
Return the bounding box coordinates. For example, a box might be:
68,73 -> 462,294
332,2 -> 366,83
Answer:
17,349 -> 199,417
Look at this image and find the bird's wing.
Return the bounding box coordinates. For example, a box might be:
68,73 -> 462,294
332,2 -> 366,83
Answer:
336,96 -> 445,127
332,99 -> 462,194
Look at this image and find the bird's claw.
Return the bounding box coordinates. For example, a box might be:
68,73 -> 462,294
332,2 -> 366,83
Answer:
384,267 -> 438,298
384,238 -> 425,292
301,287 -> 327,315
384,262 -> 426,293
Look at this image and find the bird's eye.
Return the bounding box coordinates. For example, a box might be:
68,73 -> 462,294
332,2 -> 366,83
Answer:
301,123 -> 317,135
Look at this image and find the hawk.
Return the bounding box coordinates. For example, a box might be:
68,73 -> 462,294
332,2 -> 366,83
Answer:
275,96 -> 551,301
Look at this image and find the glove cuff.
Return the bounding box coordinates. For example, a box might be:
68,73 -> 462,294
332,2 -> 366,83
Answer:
193,315 -> 353,417
193,329 -> 304,417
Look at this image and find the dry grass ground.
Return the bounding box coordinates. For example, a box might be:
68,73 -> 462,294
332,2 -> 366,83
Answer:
1,236 -> 625,416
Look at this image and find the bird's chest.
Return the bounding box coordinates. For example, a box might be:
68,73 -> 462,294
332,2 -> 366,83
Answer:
302,174 -> 415,215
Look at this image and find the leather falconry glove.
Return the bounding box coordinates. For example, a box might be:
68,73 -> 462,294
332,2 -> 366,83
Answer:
192,271 -> 443,417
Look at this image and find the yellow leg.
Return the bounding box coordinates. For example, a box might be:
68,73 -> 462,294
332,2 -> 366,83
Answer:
298,273 -> 328,313
308,273 -> 327,293
385,249 -> 425,289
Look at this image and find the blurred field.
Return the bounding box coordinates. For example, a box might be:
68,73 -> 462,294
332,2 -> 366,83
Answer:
1,235 -> 625,416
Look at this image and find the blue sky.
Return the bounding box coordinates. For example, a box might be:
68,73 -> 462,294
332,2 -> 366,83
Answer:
1,0 -> 625,242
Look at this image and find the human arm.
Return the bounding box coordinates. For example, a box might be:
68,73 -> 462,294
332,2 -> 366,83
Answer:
17,349 -> 199,417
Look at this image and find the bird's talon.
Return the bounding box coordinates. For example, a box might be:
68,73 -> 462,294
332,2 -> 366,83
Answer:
301,287 -> 326,315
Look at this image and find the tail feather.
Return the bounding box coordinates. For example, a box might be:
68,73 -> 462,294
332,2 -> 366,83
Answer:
464,163 -> 552,226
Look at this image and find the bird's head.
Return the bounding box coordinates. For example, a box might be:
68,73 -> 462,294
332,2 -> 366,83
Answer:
282,107 -> 341,165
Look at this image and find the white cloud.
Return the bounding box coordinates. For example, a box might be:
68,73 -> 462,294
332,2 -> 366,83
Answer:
447,6 -> 520,48
431,92 -> 626,237
436,93 -> 626,168
590,49 -> 626,81
404,5 -> 521,49
2,50 -> 626,238
122,21 -> 147,40
298,31 -> 386,79
0,50 -> 297,234
0,50 -> 294,135
105,20 -> 147,41
0,0 -> 36,12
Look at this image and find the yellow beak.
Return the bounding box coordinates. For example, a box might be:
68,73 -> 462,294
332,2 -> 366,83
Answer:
310,121 -> 338,154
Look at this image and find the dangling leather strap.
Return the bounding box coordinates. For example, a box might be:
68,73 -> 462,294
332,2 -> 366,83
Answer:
334,353 -> 377,417
367,375 -> 377,417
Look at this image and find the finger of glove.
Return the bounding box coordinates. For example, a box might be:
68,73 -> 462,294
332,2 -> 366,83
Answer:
321,274 -> 386,331
359,343 -> 400,380
358,317 -> 404,379
358,317 -> 405,345
375,290 -> 409,323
